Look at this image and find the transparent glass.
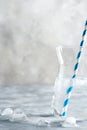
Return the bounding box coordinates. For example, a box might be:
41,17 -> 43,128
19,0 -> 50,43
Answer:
52,46 -> 87,119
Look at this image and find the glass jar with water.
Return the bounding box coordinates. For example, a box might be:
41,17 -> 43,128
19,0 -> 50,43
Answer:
52,46 -> 87,120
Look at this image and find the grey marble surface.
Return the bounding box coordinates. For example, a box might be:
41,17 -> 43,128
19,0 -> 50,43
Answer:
0,84 -> 87,129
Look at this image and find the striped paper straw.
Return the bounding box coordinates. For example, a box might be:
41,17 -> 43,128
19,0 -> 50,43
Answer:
61,20 -> 87,117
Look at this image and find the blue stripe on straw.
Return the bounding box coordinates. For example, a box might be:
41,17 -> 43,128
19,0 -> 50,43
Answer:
74,63 -> 79,71
66,86 -> 73,94
80,40 -> 84,46
63,99 -> 70,107
77,51 -> 81,59
85,20 -> 87,26
82,29 -> 86,36
62,111 -> 67,117
72,74 -> 76,79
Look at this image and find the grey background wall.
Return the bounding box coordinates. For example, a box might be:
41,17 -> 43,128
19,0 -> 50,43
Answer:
0,0 -> 87,85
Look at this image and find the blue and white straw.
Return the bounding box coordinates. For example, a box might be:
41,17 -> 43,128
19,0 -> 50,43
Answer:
61,20 -> 87,117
